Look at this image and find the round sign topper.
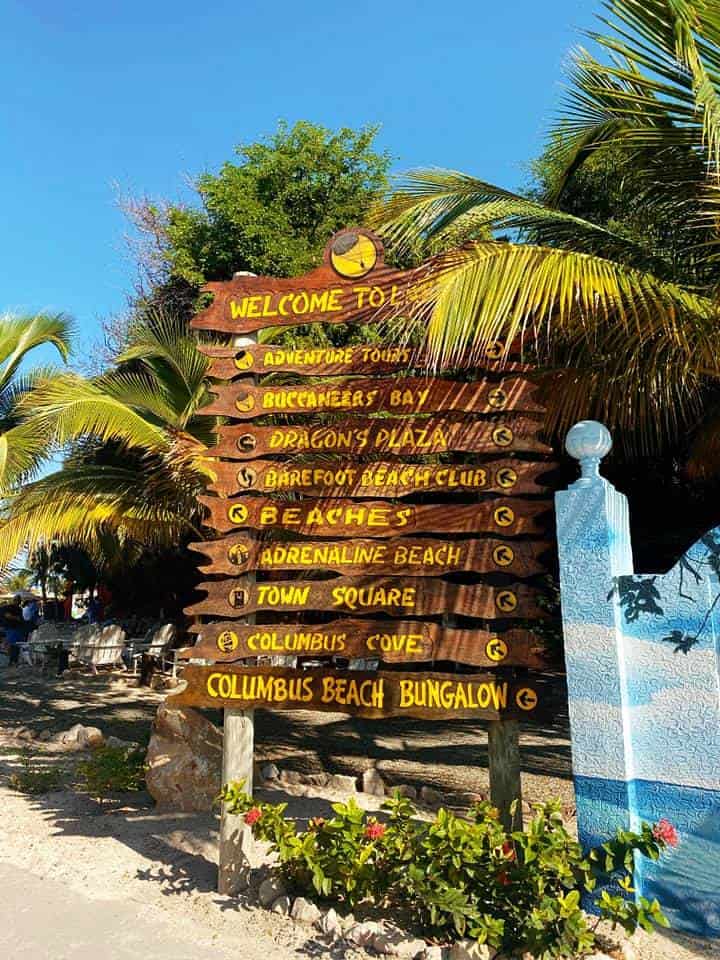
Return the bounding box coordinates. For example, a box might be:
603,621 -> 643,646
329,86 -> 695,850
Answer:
329,230 -> 378,278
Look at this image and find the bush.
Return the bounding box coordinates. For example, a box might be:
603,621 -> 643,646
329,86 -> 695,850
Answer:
9,749 -> 64,795
76,745 -> 146,798
220,783 -> 672,959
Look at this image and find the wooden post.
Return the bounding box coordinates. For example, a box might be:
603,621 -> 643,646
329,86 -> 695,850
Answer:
488,717 -> 522,832
218,293 -> 257,895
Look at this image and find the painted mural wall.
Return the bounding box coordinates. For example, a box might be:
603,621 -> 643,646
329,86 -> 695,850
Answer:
556,421 -> 720,938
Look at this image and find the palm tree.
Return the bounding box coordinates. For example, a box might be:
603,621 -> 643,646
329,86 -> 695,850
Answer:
370,0 -> 720,464
0,309 -> 215,570
0,311 -> 72,492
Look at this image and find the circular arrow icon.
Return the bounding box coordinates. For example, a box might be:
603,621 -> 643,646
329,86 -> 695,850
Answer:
492,544 -> 515,567
495,590 -> 518,612
217,630 -> 239,653
233,350 -> 254,371
515,687 -> 538,711
492,425 -> 514,447
496,467 -> 517,489
485,341 -> 503,359
488,388 -> 508,409
486,636 -> 508,662
235,393 -> 256,413
493,505 -> 515,528
228,503 -> 249,525
237,466 -> 257,489
237,434 -> 257,453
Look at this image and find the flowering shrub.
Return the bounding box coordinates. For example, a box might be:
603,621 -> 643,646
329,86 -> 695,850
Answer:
219,782 -> 673,959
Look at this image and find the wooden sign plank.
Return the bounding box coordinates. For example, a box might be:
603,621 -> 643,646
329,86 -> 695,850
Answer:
189,535 -> 548,578
202,377 -> 543,420
190,261 -> 416,336
211,416 -> 550,460
179,620 -> 548,668
199,495 -> 549,538
201,342 -> 530,379
166,665 -> 551,722
185,577 -> 548,620
208,458 -> 554,499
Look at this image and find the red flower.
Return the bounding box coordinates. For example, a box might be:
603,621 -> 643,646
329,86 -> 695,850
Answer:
364,821 -> 386,840
653,819 -> 679,847
309,817 -> 326,830
244,807 -> 262,826
496,870 -> 511,886
501,841 -> 516,861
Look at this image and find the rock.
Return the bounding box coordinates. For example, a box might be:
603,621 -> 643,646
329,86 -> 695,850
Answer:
346,920 -> 381,946
16,726 -> 36,741
304,772 -> 330,787
55,723 -> 85,744
420,786 -> 444,809
318,907 -> 342,938
105,736 -> 140,751
270,895 -> 291,916
145,705 -> 223,812
620,944 -> 639,960
258,875 -> 286,907
448,941 -> 496,960
290,896 -> 321,925
393,784 -> 418,801
325,773 -> 357,794
585,954 -> 615,960
371,926 -> 426,957
78,726 -> 104,749
362,767 -> 386,797
261,762 -> 280,781
419,948 -> 444,960
279,769 -> 303,785
37,730 -> 52,742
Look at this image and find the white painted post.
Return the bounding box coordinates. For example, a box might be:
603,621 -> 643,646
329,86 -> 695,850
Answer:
217,282 -> 257,896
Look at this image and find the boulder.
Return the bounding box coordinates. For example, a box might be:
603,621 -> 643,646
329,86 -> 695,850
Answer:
78,726 -> 104,749
105,735 -> 140,752
270,895 -> 291,916
393,784 -> 418,801
318,907 -> 342,938
145,705 -> 222,812
448,941 -> 497,960
371,926 -> 426,957
362,767 -> 386,797
279,769 -> 303,786
325,773 -> 357,794
346,920 -> 381,946
258,875 -> 286,907
419,948 -> 445,960
290,896 -> 321,925
620,943 -> 639,960
260,762 -> 280,781
15,726 -> 36,741
37,730 -> 52,742
420,786 -> 444,809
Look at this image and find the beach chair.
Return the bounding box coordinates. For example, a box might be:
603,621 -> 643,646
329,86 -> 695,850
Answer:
73,623 -> 126,674
130,622 -> 177,676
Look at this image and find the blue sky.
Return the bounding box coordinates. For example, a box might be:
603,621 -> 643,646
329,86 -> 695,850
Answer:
2,0 -> 591,360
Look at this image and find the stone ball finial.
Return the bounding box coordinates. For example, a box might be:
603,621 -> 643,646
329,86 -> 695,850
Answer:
565,421 -> 612,483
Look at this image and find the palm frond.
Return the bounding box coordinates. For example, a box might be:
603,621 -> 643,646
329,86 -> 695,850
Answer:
0,312 -> 73,391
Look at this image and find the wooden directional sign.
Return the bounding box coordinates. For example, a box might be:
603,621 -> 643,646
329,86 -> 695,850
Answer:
209,458 -> 553,499
201,342 -> 530,380
185,577 -> 548,620
191,230 -> 419,336
180,621 -> 548,668
203,376 -> 543,420
167,665 -> 550,721
190,535 -> 547,578
212,416 -> 551,460
199,495 -> 548,538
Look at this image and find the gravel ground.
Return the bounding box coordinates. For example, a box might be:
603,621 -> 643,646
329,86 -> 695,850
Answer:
0,666 -> 717,960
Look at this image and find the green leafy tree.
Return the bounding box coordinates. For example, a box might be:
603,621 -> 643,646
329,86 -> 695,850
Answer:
371,0 -> 720,465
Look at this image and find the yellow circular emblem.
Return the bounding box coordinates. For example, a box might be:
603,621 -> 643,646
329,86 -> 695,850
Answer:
234,350 -> 254,371
330,231 -> 378,278
237,466 -> 257,489
515,687 -> 538,711
496,467 -> 517,489
493,505 -> 515,528
492,544 -> 514,567
485,637 -> 508,662
235,394 -> 255,413
228,503 -> 249,525
488,388 -> 508,409
228,542 -> 250,566
237,434 -> 257,453
495,590 -> 518,613
492,425 -> 514,447
217,630 -> 239,653
485,341 -> 503,359
229,588 -> 249,609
